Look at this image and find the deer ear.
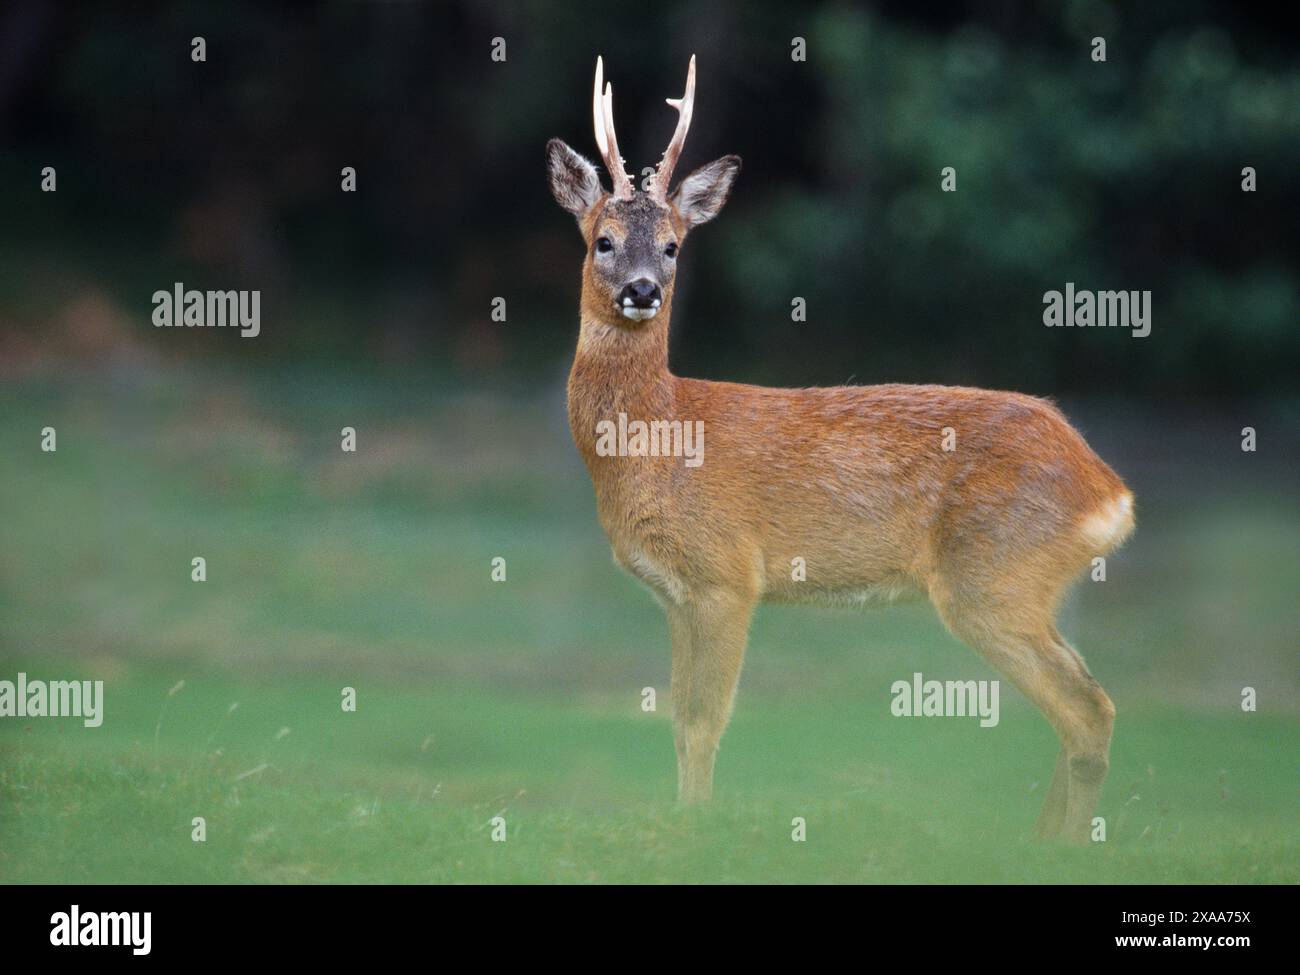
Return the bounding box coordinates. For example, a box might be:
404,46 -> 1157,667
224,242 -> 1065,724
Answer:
547,139 -> 603,219
671,155 -> 741,228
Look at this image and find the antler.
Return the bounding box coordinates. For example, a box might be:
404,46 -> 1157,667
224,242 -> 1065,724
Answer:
650,55 -> 696,202
593,56 -> 634,200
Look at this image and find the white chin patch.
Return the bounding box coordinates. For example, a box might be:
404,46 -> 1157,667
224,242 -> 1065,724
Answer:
619,298 -> 661,322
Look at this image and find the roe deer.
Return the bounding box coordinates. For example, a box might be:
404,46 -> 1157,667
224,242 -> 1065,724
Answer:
546,56 -> 1135,842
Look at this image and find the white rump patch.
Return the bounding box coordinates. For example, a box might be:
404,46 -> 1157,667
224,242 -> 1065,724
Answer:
1080,491 -> 1135,551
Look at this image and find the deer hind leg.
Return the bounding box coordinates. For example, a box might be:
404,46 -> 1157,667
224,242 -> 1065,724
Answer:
1038,746 -> 1071,839
1051,629 -> 1116,843
666,587 -> 756,804
936,594 -> 1115,844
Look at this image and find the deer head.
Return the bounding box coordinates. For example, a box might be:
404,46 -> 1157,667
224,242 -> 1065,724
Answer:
547,56 -> 741,326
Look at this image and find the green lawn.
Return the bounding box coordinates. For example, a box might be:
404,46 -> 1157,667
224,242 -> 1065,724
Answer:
2,673 -> 1294,883
1,369 -> 1296,883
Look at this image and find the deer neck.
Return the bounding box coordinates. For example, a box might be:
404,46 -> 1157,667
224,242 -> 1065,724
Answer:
567,296 -> 675,465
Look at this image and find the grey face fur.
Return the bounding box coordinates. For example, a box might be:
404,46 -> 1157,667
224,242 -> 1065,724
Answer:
592,195 -> 678,321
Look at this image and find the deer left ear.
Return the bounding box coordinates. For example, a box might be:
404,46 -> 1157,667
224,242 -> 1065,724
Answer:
671,155 -> 741,228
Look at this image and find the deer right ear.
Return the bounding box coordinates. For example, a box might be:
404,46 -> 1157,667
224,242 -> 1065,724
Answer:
547,139 -> 603,220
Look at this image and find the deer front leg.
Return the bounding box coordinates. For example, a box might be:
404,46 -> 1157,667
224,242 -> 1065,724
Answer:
667,588 -> 756,804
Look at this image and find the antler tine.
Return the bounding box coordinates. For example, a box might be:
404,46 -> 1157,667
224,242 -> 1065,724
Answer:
603,84 -> 634,198
592,56 -> 609,158
651,54 -> 696,202
592,56 -> 634,199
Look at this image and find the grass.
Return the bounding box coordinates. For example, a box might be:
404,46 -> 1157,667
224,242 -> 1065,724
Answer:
1,367 -> 1297,883
3,672 -> 1295,883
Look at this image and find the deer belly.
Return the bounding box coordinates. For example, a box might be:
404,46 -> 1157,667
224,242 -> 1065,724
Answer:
758,518 -> 926,606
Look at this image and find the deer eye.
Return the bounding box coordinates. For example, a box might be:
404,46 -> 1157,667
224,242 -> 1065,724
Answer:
595,237 -> 614,254
664,242 -> 679,258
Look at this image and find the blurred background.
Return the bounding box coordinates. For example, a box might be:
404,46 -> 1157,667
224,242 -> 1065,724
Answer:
2,0 -> 1299,388
0,1 -> 1296,883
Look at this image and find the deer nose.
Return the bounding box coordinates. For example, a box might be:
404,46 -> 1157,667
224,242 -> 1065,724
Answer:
619,278 -> 662,310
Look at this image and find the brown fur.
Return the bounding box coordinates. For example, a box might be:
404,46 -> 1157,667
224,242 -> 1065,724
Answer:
551,139 -> 1133,844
